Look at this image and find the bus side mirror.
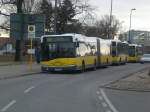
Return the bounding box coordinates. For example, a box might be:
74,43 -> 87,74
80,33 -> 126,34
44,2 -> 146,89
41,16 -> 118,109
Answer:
75,42 -> 79,47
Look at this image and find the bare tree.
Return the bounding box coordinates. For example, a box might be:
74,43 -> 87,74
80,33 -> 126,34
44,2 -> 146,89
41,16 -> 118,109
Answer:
0,0 -> 94,28
22,0 -> 36,13
83,15 -> 122,39
34,0 -> 54,32
0,17 -> 9,30
95,15 -> 121,39
0,0 -> 16,30
72,0 -> 96,26
0,0 -> 38,30
0,0 -> 36,13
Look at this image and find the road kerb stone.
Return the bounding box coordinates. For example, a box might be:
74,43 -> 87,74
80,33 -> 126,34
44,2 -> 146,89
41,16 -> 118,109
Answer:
102,66 -> 150,92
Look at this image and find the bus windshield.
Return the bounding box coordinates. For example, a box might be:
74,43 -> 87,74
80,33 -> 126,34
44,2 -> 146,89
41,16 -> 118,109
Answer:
41,42 -> 76,61
129,46 -> 135,56
112,42 -> 117,56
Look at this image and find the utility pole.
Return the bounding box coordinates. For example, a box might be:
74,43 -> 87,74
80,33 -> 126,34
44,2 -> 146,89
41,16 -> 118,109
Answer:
15,0 -> 24,61
128,8 -> 136,43
109,0 -> 113,39
54,0 -> 58,34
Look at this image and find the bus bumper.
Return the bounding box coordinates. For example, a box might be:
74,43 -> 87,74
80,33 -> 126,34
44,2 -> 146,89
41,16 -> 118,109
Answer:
41,65 -> 77,72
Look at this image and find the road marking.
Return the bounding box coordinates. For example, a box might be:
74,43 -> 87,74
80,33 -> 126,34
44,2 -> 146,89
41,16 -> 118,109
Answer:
102,102 -> 108,107
106,110 -> 112,112
24,86 -> 35,93
1,100 -> 16,112
98,96 -> 103,100
100,89 -> 119,112
96,91 -> 100,95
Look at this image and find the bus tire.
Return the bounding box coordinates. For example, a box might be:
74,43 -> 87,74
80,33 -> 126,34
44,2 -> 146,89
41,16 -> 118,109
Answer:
125,57 -> 128,63
81,61 -> 85,72
119,58 -> 122,65
93,59 -> 97,71
107,58 -> 109,64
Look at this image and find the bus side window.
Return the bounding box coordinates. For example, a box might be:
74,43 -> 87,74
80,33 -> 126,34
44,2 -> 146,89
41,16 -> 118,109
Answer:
76,43 -> 81,56
79,43 -> 87,56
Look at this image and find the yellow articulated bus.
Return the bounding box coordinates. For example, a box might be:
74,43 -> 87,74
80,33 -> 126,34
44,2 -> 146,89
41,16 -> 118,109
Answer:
111,40 -> 128,65
128,44 -> 143,62
40,33 -> 112,72
98,39 -> 112,66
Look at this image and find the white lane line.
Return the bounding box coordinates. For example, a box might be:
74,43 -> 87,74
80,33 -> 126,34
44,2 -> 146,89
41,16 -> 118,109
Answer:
96,91 -> 100,95
100,89 -> 119,112
98,96 -> 103,100
24,86 -> 35,93
1,100 -> 16,112
101,102 -> 108,107
106,110 -> 112,112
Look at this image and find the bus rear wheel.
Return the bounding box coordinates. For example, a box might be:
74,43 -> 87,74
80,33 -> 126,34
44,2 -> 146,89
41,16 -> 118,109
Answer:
93,60 -> 97,71
81,62 -> 85,72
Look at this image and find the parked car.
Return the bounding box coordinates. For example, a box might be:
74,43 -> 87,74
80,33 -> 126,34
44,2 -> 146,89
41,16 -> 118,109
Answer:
140,54 -> 150,63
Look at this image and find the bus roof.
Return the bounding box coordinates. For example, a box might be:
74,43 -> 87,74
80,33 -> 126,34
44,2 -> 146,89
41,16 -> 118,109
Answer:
86,37 -> 97,43
62,33 -> 86,42
122,41 -> 128,44
41,33 -> 86,42
41,33 -> 115,44
129,44 -> 139,47
41,33 -> 98,43
111,39 -> 121,42
129,44 -> 143,48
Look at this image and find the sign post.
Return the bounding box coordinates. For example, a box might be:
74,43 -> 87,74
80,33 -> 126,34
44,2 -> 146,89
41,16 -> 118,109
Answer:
10,14 -> 45,62
28,25 -> 35,70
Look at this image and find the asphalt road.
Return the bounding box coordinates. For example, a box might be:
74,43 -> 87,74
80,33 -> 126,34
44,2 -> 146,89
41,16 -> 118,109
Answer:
103,88 -> 150,112
0,63 -> 149,112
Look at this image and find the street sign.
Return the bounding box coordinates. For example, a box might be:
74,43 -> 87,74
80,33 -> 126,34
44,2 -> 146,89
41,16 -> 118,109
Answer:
28,32 -> 35,38
27,49 -> 35,54
28,25 -> 35,33
28,25 -> 35,38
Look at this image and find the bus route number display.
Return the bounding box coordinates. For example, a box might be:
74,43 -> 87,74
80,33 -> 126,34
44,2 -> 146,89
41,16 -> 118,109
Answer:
45,36 -> 72,42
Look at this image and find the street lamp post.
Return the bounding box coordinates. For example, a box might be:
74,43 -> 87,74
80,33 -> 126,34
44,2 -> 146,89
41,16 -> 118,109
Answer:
54,0 -> 58,34
109,0 -> 113,39
128,8 -> 136,43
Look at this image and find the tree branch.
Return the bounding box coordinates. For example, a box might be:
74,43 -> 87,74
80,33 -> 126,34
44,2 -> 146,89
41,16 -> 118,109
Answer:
0,25 -> 10,31
0,12 -> 10,16
1,0 -> 16,5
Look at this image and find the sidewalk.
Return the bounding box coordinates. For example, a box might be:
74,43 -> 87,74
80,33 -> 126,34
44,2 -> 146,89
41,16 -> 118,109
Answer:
0,62 -> 22,66
104,66 -> 150,92
0,62 -> 41,80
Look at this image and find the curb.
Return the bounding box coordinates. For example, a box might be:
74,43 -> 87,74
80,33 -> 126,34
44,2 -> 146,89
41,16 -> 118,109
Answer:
100,66 -> 150,92
0,71 -> 41,80
0,63 -> 20,67
0,62 -> 25,67
0,62 -> 38,67
101,86 -> 150,93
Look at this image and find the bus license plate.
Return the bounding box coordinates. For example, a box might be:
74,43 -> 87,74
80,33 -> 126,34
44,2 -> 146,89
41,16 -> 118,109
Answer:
54,68 -> 62,71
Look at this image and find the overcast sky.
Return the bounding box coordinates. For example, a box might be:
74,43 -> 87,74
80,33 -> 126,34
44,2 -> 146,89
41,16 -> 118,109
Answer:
89,0 -> 150,31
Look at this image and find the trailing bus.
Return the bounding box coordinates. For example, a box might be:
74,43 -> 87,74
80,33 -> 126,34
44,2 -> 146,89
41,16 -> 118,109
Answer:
128,44 -> 143,62
40,33 -> 112,72
98,39 -> 112,66
111,40 -> 128,65
122,41 -> 129,62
